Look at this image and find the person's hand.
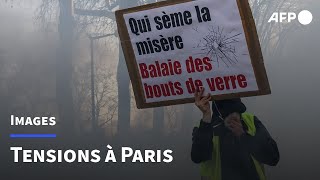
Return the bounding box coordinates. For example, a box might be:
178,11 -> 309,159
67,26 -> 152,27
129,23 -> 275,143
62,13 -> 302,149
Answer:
194,87 -> 212,123
224,112 -> 245,137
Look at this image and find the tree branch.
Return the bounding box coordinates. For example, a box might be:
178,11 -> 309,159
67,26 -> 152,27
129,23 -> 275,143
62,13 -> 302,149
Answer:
74,8 -> 115,20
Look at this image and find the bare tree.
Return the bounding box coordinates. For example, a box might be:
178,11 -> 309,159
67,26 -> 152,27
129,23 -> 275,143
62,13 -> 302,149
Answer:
94,51 -> 118,131
35,0 -> 130,136
72,0 -> 164,136
72,38 -> 118,136
250,0 -> 299,55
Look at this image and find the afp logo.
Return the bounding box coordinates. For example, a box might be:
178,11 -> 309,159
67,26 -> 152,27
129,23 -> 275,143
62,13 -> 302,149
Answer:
268,10 -> 313,25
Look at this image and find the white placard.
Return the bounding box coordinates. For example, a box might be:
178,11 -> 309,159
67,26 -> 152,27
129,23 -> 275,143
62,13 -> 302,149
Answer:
123,0 -> 258,103
116,0 -> 270,108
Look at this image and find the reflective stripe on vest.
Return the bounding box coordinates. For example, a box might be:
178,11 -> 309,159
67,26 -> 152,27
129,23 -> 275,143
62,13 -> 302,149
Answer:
199,112 -> 266,180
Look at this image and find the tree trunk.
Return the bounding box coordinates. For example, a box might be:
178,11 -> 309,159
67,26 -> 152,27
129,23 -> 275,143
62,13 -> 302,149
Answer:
57,0 -> 75,138
116,49 -> 131,135
116,0 -> 140,136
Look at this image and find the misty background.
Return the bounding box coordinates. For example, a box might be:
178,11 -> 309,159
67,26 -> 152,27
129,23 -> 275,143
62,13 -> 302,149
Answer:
0,0 -> 319,179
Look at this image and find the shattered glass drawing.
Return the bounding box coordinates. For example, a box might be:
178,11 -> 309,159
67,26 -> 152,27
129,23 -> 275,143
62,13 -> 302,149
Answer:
193,26 -> 247,67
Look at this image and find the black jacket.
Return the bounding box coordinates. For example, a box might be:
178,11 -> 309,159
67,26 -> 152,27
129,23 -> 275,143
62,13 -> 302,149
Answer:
191,115 -> 279,180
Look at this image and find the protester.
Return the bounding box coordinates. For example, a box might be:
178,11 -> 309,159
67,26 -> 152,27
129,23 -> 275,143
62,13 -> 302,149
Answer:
191,88 -> 279,180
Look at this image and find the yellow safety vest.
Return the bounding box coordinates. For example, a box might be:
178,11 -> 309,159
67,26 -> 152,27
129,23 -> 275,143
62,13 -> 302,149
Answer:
199,112 -> 266,180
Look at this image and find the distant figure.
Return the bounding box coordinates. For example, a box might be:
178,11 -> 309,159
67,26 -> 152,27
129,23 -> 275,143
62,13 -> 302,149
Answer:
191,88 -> 279,180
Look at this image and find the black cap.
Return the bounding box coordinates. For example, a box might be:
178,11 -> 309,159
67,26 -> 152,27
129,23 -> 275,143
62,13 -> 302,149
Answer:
212,98 -> 246,118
